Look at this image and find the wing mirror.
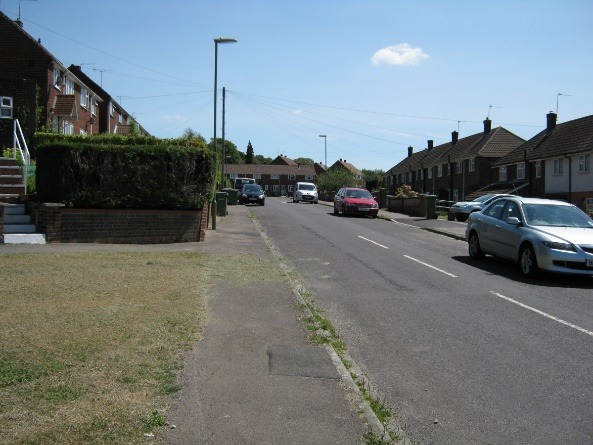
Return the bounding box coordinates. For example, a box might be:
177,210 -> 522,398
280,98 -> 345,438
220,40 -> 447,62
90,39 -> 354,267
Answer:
506,216 -> 522,226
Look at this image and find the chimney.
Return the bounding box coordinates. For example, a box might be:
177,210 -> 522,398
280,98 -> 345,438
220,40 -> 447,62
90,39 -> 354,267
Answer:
407,146 -> 413,157
15,18 -> 23,28
451,131 -> 459,144
483,118 -> 492,133
546,112 -> 557,133
427,140 -> 434,151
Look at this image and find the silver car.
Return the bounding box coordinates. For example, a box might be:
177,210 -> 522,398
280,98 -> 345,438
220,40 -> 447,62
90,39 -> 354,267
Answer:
466,197 -> 593,277
450,193 -> 515,222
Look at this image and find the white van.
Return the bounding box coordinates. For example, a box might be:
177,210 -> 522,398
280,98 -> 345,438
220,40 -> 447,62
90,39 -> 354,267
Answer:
234,177 -> 256,191
293,182 -> 318,204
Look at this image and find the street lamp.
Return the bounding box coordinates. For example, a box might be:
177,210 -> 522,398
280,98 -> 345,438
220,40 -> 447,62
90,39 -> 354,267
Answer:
318,134 -> 327,167
214,37 -> 237,188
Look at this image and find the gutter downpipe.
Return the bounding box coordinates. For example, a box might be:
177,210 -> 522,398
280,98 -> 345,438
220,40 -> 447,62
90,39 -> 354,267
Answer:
565,154 -> 572,204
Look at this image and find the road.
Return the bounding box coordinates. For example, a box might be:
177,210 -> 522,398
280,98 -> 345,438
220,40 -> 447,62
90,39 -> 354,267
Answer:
249,197 -> 593,445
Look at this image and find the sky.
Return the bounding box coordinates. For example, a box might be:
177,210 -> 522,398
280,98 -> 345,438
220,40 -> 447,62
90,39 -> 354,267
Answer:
2,0 -> 592,171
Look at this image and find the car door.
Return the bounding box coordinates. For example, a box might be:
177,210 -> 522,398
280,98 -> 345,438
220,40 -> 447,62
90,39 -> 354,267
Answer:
490,201 -> 523,260
478,199 -> 508,253
334,188 -> 344,212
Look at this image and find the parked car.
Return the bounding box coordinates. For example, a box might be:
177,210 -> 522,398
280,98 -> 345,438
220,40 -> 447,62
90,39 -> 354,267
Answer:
333,187 -> 379,218
234,177 -> 256,191
466,196 -> 593,277
293,182 -> 318,204
450,194 -> 515,222
239,184 -> 265,206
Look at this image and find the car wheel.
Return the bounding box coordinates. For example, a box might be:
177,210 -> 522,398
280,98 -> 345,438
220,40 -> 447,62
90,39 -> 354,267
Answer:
456,213 -> 468,222
468,231 -> 485,259
520,244 -> 539,277
333,205 -> 339,215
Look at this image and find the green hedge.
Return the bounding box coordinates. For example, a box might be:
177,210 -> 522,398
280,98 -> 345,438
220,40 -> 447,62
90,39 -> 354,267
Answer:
36,141 -> 216,210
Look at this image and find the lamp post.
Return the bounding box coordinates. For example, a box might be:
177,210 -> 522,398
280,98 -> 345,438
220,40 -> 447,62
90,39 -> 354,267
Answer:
318,134 -> 327,167
214,37 -> 237,188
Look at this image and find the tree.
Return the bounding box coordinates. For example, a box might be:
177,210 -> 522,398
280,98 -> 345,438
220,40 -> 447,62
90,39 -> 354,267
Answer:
252,154 -> 273,164
362,169 -> 385,191
245,141 -> 254,164
181,128 -> 206,143
208,138 -> 244,164
316,168 -> 358,195
294,157 -> 314,165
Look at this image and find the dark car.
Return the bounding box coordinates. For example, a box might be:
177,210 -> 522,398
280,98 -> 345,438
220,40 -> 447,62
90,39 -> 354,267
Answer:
239,184 -> 265,206
333,187 -> 379,218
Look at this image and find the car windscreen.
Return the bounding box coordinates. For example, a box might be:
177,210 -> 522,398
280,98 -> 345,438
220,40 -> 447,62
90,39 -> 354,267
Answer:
346,190 -> 373,199
523,204 -> 593,227
299,184 -> 316,191
243,185 -> 261,192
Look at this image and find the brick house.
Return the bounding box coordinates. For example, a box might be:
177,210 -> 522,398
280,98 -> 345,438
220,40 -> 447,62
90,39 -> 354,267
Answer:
492,113 -> 593,211
225,155 -> 326,196
0,11 -> 148,152
384,118 -> 525,202
328,159 -> 364,187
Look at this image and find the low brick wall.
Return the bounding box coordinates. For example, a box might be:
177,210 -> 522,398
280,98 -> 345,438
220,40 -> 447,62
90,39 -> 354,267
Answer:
29,203 -> 207,244
387,196 -> 424,216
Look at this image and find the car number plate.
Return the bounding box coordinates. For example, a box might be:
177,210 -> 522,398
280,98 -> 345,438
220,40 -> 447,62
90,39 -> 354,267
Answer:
586,259 -> 593,268
359,208 -> 370,212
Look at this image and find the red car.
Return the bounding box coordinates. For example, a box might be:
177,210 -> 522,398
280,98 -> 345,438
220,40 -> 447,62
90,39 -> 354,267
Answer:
333,187 -> 379,218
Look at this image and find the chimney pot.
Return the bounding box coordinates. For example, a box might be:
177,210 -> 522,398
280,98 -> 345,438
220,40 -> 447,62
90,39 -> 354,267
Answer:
428,140 -> 434,150
452,131 -> 459,144
408,146 -> 413,157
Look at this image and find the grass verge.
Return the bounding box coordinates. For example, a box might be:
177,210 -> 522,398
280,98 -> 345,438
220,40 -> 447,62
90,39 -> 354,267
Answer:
0,251 -> 273,445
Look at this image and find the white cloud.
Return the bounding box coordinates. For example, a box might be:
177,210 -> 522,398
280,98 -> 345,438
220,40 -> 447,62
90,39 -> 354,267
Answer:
164,114 -> 185,121
371,43 -> 429,66
292,109 -> 303,115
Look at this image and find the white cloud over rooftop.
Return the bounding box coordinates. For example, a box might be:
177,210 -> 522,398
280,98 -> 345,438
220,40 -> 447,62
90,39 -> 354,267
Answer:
371,43 -> 429,66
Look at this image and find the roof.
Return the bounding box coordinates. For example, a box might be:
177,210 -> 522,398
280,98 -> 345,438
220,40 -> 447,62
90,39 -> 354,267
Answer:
271,155 -> 298,165
387,126 -> 524,175
53,95 -> 77,118
494,114 -> 593,166
330,160 -> 363,176
225,164 -> 318,176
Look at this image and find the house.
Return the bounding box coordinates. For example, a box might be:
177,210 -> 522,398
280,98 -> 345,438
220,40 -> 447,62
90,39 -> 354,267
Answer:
328,159 -> 364,187
385,118 -> 525,202
492,113 -> 593,211
224,155 -> 326,196
68,65 -> 150,136
0,11 -> 148,152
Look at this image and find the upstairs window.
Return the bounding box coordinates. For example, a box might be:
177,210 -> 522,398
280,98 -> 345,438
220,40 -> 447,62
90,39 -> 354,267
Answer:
53,67 -> 62,88
428,167 -> 433,179
271,174 -> 279,179
468,158 -> 476,172
456,161 -> 463,174
535,160 -> 542,178
578,154 -> 590,173
81,88 -> 89,108
553,158 -> 563,176
288,174 -> 295,180
64,78 -> 74,94
517,162 -> 525,180
0,96 -> 13,118
437,165 -> 442,177
499,165 -> 507,181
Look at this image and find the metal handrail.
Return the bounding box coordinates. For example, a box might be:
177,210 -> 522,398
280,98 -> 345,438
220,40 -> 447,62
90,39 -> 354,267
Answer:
12,119 -> 30,194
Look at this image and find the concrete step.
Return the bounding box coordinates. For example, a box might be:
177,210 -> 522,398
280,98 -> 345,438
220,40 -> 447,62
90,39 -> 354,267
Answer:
0,195 -> 20,204
0,174 -> 24,184
2,204 -> 25,215
3,233 -> 46,244
0,166 -> 20,175
0,184 -> 25,195
4,224 -> 36,234
4,213 -> 30,224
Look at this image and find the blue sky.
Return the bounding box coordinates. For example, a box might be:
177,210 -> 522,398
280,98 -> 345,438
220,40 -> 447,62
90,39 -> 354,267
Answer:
2,0 -> 592,170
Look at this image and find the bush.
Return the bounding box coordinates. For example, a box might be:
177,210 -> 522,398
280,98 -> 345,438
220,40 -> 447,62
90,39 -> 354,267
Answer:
36,141 -> 216,210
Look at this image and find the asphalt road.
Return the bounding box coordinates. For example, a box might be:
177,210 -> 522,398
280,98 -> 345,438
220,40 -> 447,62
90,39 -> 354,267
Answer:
249,197 -> 593,445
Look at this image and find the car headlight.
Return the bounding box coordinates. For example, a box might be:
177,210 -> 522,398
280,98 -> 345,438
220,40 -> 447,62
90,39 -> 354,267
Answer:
258,194 -> 264,199
541,241 -> 576,252
241,194 -> 247,198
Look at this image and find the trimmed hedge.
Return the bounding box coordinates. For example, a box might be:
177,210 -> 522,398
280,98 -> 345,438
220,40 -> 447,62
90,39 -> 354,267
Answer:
36,141 -> 216,210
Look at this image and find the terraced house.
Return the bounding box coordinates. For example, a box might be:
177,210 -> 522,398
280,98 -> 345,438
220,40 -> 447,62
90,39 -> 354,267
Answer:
385,118 -> 525,202
492,113 -> 593,213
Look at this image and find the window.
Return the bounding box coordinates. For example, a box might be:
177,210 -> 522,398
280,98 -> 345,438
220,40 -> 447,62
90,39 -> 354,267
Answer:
535,160 -> 542,178
288,185 -> 293,192
437,165 -> 442,177
390,176 -> 393,185
578,154 -> 591,173
53,67 -> 61,88
517,162 -> 525,180
118,113 -> 123,124
447,164 -> 450,176
79,129 -> 87,136
255,173 -> 262,179
553,158 -> 563,175
499,166 -> 507,181
271,174 -> 279,179
230,173 -> 237,179
288,174 -> 295,180
91,100 -> 96,116
81,88 -> 88,108
428,167 -> 433,179
65,78 -> 74,94
0,96 -> 13,119
407,172 -> 412,182
419,169 -> 424,180
485,200 -> 507,219
456,161 -> 462,174
469,158 -> 476,172
64,122 -> 74,135
272,185 -> 279,192
109,102 -> 114,116
264,184 -> 269,190
305,175 -> 314,181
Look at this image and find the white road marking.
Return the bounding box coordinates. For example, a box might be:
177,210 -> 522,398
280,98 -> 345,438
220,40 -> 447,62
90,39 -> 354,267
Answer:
389,219 -> 420,229
403,255 -> 457,277
491,291 -> 593,338
358,236 -> 389,249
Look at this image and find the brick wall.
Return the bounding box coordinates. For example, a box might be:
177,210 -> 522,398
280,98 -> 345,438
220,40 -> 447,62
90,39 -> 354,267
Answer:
27,203 -> 206,244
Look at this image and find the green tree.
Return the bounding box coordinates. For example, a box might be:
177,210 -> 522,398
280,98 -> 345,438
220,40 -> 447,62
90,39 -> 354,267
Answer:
294,157 -> 314,165
362,169 -> 385,191
208,138 -> 244,164
245,141 -> 254,164
181,128 -> 206,143
252,154 -> 272,164
316,168 -> 358,195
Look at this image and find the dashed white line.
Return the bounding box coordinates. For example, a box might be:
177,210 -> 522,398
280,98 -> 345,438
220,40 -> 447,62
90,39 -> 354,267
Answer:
403,255 -> 457,277
358,235 -> 389,249
491,291 -> 593,337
